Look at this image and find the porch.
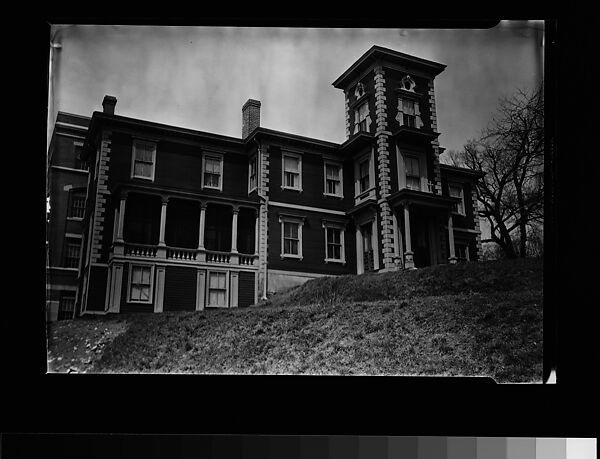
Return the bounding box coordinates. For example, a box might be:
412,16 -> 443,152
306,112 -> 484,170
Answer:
111,191 -> 259,268
388,189 -> 461,269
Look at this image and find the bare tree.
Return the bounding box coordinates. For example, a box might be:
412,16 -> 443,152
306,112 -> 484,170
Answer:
444,84 -> 544,258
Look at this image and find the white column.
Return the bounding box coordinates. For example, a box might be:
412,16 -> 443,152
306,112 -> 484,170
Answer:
108,262 -> 123,313
158,196 -> 168,246
448,212 -> 457,264
196,269 -> 205,311
356,225 -> 364,275
198,202 -> 206,249
403,203 -> 415,269
392,209 -> 400,259
231,206 -> 239,253
154,265 -> 166,313
230,271 -> 239,308
116,193 -> 127,242
254,209 -> 259,255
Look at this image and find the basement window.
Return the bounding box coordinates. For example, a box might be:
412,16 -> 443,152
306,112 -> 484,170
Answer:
128,264 -> 154,303
207,271 -> 229,307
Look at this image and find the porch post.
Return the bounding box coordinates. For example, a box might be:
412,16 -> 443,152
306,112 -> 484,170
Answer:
116,192 -> 127,242
356,224 -> 364,275
254,209 -> 259,255
403,203 -> 415,269
231,206 -> 239,253
230,205 -> 239,264
392,208 -> 401,268
448,212 -> 457,264
158,196 -> 168,246
113,192 -> 127,256
197,201 -> 207,262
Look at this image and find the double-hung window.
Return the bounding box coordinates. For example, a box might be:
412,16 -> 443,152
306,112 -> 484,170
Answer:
63,237 -> 81,269
282,152 -> 302,191
202,153 -> 223,190
324,162 -> 343,197
207,271 -> 228,307
128,264 -> 153,303
359,158 -> 370,193
68,190 -> 86,219
280,215 -> 304,259
131,139 -> 156,181
405,155 -> 421,190
355,102 -> 369,133
449,183 -> 465,215
323,222 -> 346,264
402,99 -> 416,128
248,155 -> 258,192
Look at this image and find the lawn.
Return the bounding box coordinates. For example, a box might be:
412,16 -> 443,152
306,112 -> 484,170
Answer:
46,257 -> 543,382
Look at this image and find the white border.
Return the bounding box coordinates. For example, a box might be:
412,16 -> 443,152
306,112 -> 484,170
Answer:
130,139 -> 157,182
279,215 -> 304,259
281,151 -> 303,192
206,269 -> 230,308
248,154 -> 257,194
323,223 -> 346,264
126,262 -> 155,304
323,160 -> 344,198
201,151 -> 224,191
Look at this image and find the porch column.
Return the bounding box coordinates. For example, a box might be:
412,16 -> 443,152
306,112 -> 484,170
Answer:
356,225 -> 364,275
198,202 -> 207,249
448,212 -> 457,264
116,192 -> 127,243
158,196 -> 169,246
231,206 -> 239,253
392,208 -> 400,267
254,209 -> 259,255
197,202 -> 207,262
403,203 -> 415,269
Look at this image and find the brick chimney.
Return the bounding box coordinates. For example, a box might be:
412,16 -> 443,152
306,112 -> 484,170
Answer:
102,95 -> 117,114
242,99 -> 261,138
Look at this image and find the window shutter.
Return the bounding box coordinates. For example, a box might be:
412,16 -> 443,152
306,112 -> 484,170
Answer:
397,97 -> 405,126
415,101 -> 423,129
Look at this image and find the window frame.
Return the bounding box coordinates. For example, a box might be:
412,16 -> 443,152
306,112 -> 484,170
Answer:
126,263 -> 155,304
323,160 -> 344,198
281,151 -> 303,192
354,150 -> 376,202
248,154 -> 258,194
448,182 -> 466,216
206,270 -> 230,308
63,236 -> 82,269
354,101 -> 370,133
201,151 -> 224,191
67,189 -> 86,220
73,141 -> 87,171
130,139 -> 157,182
404,154 -> 421,191
323,221 -> 346,264
279,215 -> 304,260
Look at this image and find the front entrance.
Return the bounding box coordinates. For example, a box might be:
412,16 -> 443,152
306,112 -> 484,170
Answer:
411,216 -> 430,268
362,222 -> 375,272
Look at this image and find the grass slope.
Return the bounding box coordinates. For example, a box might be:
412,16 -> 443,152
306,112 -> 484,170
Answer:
48,258 -> 543,381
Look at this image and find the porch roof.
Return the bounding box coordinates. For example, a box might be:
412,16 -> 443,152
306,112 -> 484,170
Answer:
387,189 -> 459,210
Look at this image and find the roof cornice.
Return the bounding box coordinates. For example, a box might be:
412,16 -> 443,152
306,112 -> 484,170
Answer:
332,45 -> 446,89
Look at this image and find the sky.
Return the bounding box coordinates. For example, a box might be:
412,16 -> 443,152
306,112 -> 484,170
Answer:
47,22 -> 544,157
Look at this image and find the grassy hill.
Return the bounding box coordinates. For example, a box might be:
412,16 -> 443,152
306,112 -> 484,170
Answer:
46,257 -> 543,382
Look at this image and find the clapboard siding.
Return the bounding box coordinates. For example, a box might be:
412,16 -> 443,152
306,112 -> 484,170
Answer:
163,266 -> 197,311
267,209 -> 356,275
238,271 -> 255,307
